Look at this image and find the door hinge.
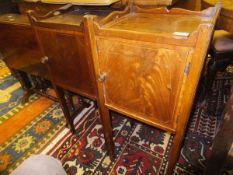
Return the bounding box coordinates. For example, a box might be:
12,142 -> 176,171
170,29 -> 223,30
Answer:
184,62 -> 191,75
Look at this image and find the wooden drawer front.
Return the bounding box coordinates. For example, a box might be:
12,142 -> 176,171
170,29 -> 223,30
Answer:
37,29 -> 95,97
97,38 -> 191,130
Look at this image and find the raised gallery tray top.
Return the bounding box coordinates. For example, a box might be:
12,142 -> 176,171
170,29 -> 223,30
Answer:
40,13 -> 84,26
35,7 -> 116,29
102,13 -> 213,36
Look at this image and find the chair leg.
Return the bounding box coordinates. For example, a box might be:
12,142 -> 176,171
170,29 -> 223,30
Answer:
66,91 -> 75,112
202,56 -> 232,105
11,70 -> 33,103
201,57 -> 218,103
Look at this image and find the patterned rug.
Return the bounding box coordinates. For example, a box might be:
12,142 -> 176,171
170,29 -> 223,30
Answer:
0,72 -> 39,125
43,78 -> 232,175
0,104 -> 67,174
0,60 -> 66,174
46,108 -> 171,175
0,60 -> 41,124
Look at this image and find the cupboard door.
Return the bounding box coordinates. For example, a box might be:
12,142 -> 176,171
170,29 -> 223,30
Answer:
37,29 -> 95,97
97,38 -> 192,130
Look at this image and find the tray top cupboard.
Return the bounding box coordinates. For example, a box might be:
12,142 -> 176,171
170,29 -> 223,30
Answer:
86,5 -> 220,133
85,5 -> 220,173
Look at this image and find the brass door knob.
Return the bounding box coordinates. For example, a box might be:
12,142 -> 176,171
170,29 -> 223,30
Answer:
41,56 -> 49,64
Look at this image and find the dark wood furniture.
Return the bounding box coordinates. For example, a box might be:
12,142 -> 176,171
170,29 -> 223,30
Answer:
28,5 -> 123,135
0,14 -> 45,76
0,1 -> 66,102
0,13 -> 53,102
204,87 -> 233,175
201,0 -> 233,33
85,4 -> 220,174
0,0 -> 18,14
202,30 -> 233,103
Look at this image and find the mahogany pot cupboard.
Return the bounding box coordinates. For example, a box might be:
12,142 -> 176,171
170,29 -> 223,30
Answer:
28,5 -> 124,133
0,2 -> 123,129
84,3 -> 220,174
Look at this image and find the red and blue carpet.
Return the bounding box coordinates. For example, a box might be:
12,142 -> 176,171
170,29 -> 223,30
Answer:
44,78 -> 232,175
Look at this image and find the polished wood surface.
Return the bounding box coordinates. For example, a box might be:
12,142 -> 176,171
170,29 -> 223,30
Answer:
201,0 -> 233,33
0,13 -> 30,27
0,13 -> 46,78
86,4 -> 220,174
0,0 -> 65,101
103,13 -> 209,33
0,11 -> 56,102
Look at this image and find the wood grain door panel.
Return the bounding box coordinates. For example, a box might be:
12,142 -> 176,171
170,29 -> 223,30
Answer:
97,37 -> 191,129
